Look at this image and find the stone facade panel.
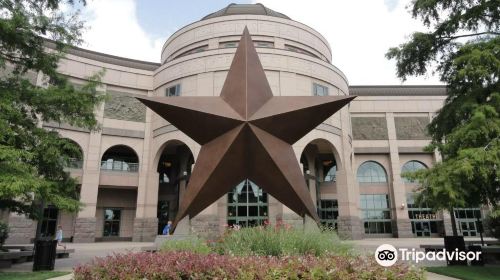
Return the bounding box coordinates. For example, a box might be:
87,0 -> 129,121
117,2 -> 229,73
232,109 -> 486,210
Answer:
351,117 -> 388,140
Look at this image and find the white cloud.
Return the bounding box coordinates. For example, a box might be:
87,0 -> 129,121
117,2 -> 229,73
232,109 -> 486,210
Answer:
81,0 -> 166,62
78,0 -> 442,84
255,0 -> 442,85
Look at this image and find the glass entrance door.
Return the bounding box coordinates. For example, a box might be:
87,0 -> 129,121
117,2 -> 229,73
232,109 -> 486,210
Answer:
413,221 -> 431,237
227,179 -> 268,227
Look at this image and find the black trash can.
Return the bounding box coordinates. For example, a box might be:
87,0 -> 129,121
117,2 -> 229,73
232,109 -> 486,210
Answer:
468,245 -> 484,266
444,236 -> 467,266
32,239 -> 58,271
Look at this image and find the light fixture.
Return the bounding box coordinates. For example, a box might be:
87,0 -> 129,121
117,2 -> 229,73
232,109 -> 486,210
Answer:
183,171 -> 188,176
400,203 -> 405,210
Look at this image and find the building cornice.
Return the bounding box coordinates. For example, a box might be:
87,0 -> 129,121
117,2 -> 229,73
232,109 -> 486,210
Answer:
349,85 -> 447,96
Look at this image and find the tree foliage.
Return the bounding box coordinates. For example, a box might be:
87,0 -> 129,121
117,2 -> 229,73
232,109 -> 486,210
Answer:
389,0 -> 499,213
0,0 -> 105,220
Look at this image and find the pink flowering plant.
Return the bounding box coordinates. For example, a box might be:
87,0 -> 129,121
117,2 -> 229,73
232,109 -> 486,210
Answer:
74,251 -> 423,280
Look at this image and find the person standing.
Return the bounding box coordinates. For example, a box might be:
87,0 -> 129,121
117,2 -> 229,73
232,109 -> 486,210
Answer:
162,221 -> 172,235
55,225 -> 66,250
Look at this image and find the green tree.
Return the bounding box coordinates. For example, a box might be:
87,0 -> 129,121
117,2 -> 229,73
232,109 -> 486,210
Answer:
0,0 -> 105,221
387,0 -> 499,235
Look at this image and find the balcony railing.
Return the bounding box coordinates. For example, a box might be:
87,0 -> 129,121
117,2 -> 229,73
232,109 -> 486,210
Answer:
100,160 -> 139,172
65,158 -> 83,169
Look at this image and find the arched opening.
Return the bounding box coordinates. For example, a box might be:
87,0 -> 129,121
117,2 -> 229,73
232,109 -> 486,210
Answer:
62,138 -> 84,169
100,145 -> 139,172
156,140 -> 194,234
401,160 -> 427,183
39,138 -> 84,239
357,161 -> 388,183
300,139 -> 340,229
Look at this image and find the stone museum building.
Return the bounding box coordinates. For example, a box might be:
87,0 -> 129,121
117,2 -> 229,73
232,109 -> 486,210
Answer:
2,4 -> 487,243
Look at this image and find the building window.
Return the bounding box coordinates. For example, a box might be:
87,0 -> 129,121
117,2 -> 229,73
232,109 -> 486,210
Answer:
357,161 -> 388,183
103,209 -> 121,237
285,44 -> 319,58
313,83 -> 329,96
175,45 -> 208,59
220,41 -> 238,48
254,41 -> 274,48
100,145 -> 139,172
407,194 -> 442,237
321,156 -> 336,182
166,84 -> 181,97
401,160 -> 427,183
227,179 -> 268,227
361,194 -> 392,234
454,208 -> 482,237
40,207 -> 59,238
318,199 -> 338,229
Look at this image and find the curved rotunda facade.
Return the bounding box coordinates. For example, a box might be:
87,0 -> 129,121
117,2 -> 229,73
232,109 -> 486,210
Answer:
4,4 -> 481,243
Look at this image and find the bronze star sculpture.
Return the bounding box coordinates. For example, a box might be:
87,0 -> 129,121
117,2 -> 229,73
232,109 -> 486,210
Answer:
137,27 -> 355,230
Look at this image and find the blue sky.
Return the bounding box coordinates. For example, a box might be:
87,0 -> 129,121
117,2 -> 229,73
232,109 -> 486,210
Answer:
81,0 -> 440,85
135,0 -> 251,39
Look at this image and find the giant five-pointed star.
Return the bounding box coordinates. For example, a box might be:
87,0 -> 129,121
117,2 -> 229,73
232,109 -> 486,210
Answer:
137,27 -> 355,229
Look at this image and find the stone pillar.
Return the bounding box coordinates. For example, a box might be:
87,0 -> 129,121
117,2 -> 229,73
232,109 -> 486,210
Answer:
386,113 -> 412,238
74,94 -> 105,243
442,210 -> 455,236
133,95 -> 159,242
336,107 -> 363,239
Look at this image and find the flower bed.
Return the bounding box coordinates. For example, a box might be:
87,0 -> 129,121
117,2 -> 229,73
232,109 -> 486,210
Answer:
74,251 -> 424,280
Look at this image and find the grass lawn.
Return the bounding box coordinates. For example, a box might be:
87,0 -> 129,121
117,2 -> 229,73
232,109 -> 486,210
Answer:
427,266 -> 500,280
0,271 -> 69,280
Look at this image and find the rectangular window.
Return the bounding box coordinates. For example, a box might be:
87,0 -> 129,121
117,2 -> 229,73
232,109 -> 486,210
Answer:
220,41 -> 238,48
40,207 -> 59,238
103,209 -> 121,237
360,194 -> 392,234
166,84 -> 181,97
313,83 -> 329,96
254,41 -> 274,48
318,199 -> 338,229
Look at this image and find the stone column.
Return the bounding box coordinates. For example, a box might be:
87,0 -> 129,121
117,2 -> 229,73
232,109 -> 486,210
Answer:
74,95 -> 105,243
386,113 -> 412,237
336,107 -> 363,239
133,91 -> 158,242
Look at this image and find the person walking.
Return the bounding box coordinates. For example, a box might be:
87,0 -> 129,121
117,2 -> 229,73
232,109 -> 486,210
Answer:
162,221 -> 172,235
55,225 -> 66,250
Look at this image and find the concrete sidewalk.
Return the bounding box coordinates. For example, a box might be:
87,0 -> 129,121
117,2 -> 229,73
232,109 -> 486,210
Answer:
0,242 -> 153,272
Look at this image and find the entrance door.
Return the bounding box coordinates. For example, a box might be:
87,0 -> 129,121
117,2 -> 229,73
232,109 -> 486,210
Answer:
227,179 -> 268,227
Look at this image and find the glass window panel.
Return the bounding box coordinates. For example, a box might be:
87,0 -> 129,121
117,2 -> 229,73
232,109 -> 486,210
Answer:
228,206 -> 236,217
248,206 -> 258,217
259,206 -> 268,217
357,161 -> 387,183
237,206 -> 247,216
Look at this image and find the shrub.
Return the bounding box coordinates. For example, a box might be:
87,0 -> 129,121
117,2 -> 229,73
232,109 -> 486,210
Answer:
0,222 -> 8,246
213,225 -> 352,257
74,251 -> 424,280
486,209 -> 500,239
160,237 -> 211,254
